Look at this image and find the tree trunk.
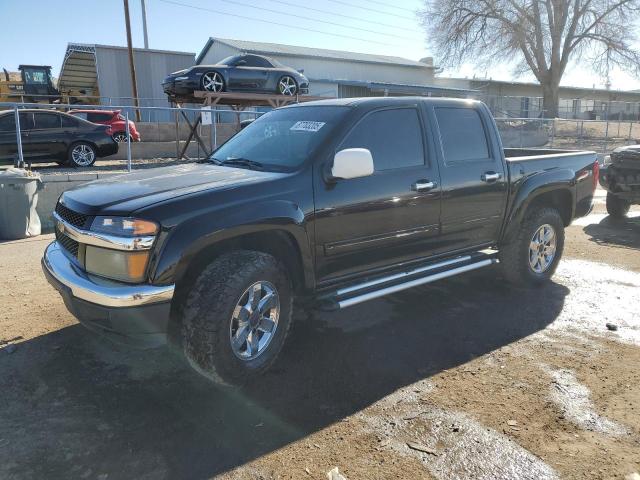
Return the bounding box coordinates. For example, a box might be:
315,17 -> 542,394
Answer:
541,81 -> 560,118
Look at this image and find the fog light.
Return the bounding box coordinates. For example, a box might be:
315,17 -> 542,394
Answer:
85,246 -> 150,283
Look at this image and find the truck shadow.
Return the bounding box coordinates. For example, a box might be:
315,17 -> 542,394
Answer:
0,267 -> 568,479
583,213 -> 640,250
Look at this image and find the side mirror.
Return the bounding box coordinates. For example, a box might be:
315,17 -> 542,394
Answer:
331,148 -> 374,180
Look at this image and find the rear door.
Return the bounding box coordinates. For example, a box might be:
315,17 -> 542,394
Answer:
430,104 -> 508,251
29,112 -> 66,159
313,106 -> 442,283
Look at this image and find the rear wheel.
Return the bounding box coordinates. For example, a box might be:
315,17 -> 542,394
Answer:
278,76 -> 298,96
499,208 -> 565,286
606,192 -> 630,218
112,132 -> 130,143
181,250 -> 293,385
68,142 -> 96,167
201,71 -> 225,93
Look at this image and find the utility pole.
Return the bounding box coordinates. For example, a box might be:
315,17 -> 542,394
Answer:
141,0 -> 149,49
123,0 -> 141,121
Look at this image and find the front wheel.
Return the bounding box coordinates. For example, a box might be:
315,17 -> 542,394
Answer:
499,207 -> 565,286
68,142 -> 97,167
181,251 -> 293,385
200,71 -> 225,93
606,192 -> 630,218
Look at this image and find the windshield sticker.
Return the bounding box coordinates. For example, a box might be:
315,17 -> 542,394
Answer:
290,121 -> 325,132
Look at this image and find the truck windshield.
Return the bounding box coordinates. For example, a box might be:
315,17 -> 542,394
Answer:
210,106 -> 348,171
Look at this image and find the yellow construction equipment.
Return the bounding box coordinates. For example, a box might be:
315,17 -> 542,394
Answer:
1,65 -> 60,103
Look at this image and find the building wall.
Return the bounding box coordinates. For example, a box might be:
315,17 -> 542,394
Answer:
95,46 -> 195,120
436,77 -> 640,119
199,42 -> 435,89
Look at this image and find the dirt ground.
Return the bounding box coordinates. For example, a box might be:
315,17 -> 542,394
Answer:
1,193 -> 639,480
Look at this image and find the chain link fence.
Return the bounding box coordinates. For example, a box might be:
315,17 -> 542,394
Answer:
0,102 -> 265,171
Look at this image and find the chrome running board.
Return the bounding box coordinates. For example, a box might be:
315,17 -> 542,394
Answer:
318,252 -> 499,310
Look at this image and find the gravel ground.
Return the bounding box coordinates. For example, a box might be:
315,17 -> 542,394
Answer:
0,197 -> 639,480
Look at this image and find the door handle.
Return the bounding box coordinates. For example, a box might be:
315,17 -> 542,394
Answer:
481,171 -> 502,183
412,180 -> 437,192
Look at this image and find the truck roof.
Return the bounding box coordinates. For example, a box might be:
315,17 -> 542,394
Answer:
287,96 -> 482,109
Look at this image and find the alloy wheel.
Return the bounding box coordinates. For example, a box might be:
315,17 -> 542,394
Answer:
529,224 -> 557,273
229,281 -> 280,361
71,144 -> 95,167
113,132 -> 129,143
202,72 -> 224,92
278,76 -> 297,96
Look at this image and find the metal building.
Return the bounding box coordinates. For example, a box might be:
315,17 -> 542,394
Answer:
196,37 -> 470,98
58,43 -> 195,120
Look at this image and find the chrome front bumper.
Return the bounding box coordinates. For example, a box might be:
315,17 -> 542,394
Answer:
42,242 -> 174,308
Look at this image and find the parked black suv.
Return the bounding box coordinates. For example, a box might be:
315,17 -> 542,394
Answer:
0,109 -> 118,166
42,97 -> 598,385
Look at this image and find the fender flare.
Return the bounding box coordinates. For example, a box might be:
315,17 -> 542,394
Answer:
149,199 -> 314,288
501,168 -> 576,243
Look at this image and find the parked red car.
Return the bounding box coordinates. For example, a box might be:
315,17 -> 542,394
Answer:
68,109 -> 141,143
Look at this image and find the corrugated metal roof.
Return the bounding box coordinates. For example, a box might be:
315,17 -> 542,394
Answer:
197,37 -> 432,68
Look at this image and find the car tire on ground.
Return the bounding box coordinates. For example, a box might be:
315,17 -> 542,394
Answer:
181,250 -> 293,386
68,142 -> 97,167
200,71 -> 225,93
499,207 -> 565,286
606,192 -> 630,218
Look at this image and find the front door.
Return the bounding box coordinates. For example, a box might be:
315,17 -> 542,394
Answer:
429,105 -> 508,251
0,114 -> 17,161
228,55 -> 268,90
313,106 -> 442,284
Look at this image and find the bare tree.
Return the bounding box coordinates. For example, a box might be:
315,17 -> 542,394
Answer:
419,0 -> 640,117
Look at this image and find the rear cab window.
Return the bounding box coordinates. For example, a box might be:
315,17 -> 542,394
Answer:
339,107 -> 425,171
434,107 -> 491,163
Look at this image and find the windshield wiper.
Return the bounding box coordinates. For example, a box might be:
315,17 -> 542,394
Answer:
219,157 -> 265,170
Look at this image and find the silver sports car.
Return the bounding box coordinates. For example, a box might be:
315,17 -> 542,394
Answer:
163,54 -> 310,97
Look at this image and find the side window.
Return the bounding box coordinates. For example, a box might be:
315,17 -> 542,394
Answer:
435,107 -> 490,162
87,112 -> 108,123
61,116 -> 79,128
18,112 -> 35,130
340,108 -> 425,171
0,115 -> 16,132
247,55 -> 272,68
34,113 -> 62,129
72,112 -> 88,120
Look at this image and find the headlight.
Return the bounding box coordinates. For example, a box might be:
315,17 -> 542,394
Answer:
91,216 -> 158,237
85,246 -> 150,283
86,217 -> 158,282
174,76 -> 190,81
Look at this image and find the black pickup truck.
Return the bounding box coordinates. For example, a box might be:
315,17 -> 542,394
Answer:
42,97 -> 599,385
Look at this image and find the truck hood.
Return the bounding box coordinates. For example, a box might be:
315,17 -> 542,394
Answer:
60,163 -> 286,216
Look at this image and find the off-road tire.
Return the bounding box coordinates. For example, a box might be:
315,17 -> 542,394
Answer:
181,250 -> 293,386
499,207 -> 565,286
606,192 -> 630,218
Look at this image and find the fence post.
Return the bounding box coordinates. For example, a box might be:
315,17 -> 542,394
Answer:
213,107 -> 218,150
13,106 -> 24,169
125,111 -> 132,172
550,119 -> 555,147
629,121 -> 634,141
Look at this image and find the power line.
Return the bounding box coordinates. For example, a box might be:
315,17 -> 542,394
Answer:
216,0 -> 417,40
266,0 -> 419,32
325,0 -> 416,21
365,0 -> 421,14
158,0 -> 401,46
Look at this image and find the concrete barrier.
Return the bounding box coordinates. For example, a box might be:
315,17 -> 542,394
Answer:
37,172 -> 122,230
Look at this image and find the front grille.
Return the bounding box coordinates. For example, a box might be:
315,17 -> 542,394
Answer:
55,229 -> 79,257
55,202 -> 89,229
